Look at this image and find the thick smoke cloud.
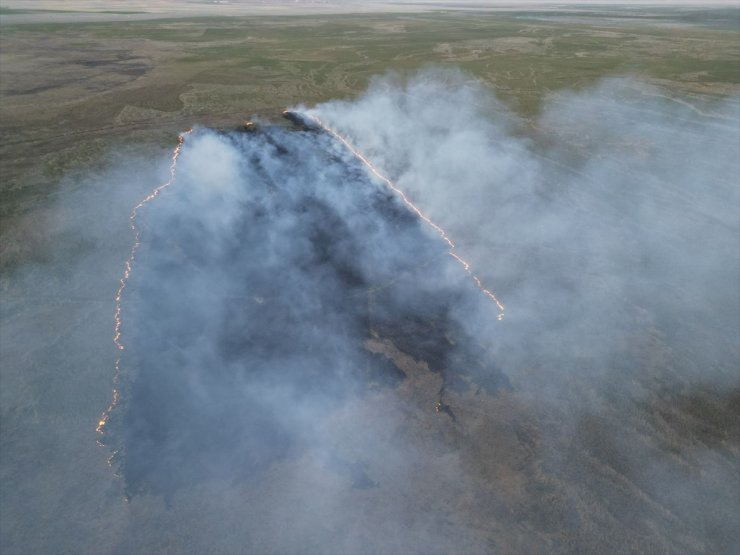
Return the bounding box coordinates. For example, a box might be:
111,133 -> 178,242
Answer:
5,69 -> 735,554
307,71 -> 740,393
298,71 -> 740,552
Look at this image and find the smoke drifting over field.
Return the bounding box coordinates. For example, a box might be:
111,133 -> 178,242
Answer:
306,71 -> 740,391
80,71 -> 740,552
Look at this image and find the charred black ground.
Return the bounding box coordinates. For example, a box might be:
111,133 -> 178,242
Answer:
101,121 -> 508,500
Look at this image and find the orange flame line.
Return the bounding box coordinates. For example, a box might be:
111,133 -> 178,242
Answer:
97,130 -> 192,443
297,112 -> 505,320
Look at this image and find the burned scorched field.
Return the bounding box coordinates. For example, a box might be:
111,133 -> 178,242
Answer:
99,116 -> 510,502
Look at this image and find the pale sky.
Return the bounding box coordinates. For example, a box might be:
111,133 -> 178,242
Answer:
5,0 -> 740,9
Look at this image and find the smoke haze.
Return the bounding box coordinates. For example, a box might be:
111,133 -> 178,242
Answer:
2,69 -> 739,553
307,71 -> 739,393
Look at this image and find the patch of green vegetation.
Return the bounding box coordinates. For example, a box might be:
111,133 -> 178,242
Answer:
1,8 -> 738,220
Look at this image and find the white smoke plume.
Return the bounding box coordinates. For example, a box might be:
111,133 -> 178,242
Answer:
307,70 -> 740,393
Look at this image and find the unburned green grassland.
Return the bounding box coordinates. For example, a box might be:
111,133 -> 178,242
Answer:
1,9 -> 738,222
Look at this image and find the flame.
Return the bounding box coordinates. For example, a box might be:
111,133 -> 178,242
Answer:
96,130 -> 192,444
296,111 -> 505,320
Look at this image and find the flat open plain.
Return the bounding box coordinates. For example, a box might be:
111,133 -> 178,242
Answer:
1,4 -> 738,554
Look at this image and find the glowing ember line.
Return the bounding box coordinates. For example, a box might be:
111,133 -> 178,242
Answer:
296,111 -> 505,320
97,130 -> 192,443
